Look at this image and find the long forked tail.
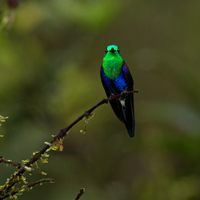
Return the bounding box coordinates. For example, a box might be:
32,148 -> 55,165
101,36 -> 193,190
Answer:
121,94 -> 135,137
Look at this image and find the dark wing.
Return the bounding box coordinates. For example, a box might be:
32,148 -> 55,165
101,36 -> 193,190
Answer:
100,66 -> 111,98
121,62 -> 135,137
121,62 -> 134,90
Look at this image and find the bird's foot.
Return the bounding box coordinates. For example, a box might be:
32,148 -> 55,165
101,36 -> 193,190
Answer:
121,90 -> 129,97
108,93 -> 115,101
122,89 -> 139,96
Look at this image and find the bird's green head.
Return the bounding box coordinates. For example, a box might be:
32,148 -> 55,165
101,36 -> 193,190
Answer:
102,45 -> 123,79
105,45 -> 120,55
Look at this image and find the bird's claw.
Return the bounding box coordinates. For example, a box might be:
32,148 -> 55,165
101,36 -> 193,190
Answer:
108,93 -> 115,101
121,90 -> 129,97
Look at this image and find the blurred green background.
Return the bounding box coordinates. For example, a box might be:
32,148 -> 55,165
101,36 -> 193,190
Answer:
1,0 -> 200,199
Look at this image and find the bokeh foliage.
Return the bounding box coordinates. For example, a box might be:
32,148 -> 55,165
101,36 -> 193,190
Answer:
1,0 -> 200,199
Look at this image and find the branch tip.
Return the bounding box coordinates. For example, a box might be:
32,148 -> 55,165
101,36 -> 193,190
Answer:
134,89 -> 139,93
75,188 -> 85,200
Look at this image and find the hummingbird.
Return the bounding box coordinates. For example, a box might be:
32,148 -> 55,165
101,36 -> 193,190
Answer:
100,45 -> 135,137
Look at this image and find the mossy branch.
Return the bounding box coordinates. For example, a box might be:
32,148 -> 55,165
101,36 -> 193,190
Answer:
0,157 -> 21,169
1,178 -> 55,200
0,90 -> 138,199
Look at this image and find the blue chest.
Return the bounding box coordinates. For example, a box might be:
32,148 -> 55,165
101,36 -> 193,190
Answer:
102,71 -> 128,94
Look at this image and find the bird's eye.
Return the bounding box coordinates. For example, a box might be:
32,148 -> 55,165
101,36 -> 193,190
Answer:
117,49 -> 120,53
105,50 -> 108,53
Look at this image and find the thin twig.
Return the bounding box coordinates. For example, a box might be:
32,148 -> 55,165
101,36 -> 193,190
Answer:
75,188 -> 85,200
0,157 -> 22,169
1,178 -> 55,199
0,90 -> 138,199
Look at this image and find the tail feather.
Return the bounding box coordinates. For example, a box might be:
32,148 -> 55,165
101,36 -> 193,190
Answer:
122,94 -> 135,137
109,93 -> 135,137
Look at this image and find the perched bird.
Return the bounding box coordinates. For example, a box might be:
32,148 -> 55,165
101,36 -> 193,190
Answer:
100,45 -> 135,137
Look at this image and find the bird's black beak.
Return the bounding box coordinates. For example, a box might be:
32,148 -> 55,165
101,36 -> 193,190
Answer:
110,47 -> 115,53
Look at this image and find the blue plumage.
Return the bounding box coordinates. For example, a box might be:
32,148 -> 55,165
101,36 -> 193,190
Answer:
100,65 -> 132,94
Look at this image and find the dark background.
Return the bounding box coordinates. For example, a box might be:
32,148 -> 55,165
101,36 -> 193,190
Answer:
1,0 -> 200,199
